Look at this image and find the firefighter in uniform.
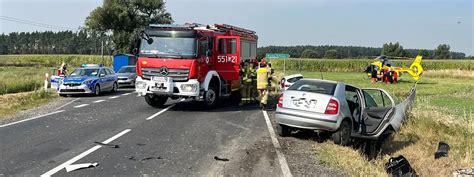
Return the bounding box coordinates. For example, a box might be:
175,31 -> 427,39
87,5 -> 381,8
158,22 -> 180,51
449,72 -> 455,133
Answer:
257,59 -> 270,108
240,60 -> 255,105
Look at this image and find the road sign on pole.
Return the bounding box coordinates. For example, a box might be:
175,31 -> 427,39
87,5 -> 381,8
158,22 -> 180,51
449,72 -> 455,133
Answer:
265,53 -> 290,59
265,53 -> 290,74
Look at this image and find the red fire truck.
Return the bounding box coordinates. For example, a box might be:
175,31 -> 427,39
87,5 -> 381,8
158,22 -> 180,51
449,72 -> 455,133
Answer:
134,23 -> 258,108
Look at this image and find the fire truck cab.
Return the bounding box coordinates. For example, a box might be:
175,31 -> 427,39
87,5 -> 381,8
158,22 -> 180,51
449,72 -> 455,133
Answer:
135,23 -> 258,108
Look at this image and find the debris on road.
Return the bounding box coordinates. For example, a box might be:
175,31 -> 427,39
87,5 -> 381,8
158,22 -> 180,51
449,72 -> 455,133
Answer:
94,141 -> 120,148
434,141 -> 450,159
136,143 -> 146,146
65,163 -> 98,172
384,155 -> 417,176
214,156 -> 230,162
141,156 -> 162,161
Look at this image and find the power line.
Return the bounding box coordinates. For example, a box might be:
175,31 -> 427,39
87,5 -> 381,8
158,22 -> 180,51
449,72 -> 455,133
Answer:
0,16 -> 77,31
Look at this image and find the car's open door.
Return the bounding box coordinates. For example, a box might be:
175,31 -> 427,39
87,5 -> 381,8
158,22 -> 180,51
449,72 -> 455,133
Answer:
360,88 -> 395,135
214,36 -> 240,81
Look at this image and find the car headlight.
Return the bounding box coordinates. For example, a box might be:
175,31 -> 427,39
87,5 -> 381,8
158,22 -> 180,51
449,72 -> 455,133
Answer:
83,80 -> 93,85
180,84 -> 198,92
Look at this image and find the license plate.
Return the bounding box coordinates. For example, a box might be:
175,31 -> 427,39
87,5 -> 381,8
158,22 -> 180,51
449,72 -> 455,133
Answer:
152,76 -> 168,82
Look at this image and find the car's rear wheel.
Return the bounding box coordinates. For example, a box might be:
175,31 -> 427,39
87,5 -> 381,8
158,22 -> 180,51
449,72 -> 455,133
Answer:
145,94 -> 168,108
276,124 -> 291,137
111,82 -> 118,93
94,85 -> 101,96
332,119 -> 351,146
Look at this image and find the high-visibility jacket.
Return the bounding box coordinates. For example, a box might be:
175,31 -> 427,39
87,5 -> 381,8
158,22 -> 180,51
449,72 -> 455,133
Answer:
256,67 -> 269,90
241,65 -> 254,83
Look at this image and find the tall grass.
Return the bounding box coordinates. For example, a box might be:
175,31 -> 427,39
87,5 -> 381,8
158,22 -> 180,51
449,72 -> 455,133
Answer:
271,58 -> 474,72
0,67 -> 57,95
0,55 -> 110,67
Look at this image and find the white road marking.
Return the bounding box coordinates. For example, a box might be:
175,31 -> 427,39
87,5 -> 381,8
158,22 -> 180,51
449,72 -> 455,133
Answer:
0,110 -> 65,128
93,99 -> 105,103
54,98 -> 80,111
40,129 -> 131,177
73,104 -> 89,108
262,110 -> 293,177
146,105 -> 175,120
109,96 -> 119,99
121,92 -> 132,96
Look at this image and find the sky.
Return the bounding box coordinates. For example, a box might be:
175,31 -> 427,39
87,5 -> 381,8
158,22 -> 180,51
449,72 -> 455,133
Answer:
0,0 -> 472,55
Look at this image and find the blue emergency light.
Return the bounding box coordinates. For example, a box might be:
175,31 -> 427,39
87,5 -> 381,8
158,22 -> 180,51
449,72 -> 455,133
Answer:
81,64 -> 103,68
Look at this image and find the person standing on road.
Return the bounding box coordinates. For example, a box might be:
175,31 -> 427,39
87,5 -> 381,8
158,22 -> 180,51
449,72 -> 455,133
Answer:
257,59 -> 270,108
240,61 -> 254,106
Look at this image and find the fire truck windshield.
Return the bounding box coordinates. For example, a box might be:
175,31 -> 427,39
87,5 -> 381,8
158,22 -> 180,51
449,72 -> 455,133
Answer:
139,37 -> 196,59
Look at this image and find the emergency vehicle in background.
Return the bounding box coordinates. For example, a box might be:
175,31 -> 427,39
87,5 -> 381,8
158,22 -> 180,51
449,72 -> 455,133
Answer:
134,23 -> 258,108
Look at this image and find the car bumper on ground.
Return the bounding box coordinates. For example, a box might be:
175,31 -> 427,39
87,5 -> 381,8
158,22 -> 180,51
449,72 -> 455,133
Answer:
275,107 -> 340,131
135,76 -> 200,97
58,83 -> 93,94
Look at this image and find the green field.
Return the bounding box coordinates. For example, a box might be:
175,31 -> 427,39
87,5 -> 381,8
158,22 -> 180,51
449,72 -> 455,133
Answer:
281,71 -> 473,176
0,55 -> 109,67
271,58 -> 474,72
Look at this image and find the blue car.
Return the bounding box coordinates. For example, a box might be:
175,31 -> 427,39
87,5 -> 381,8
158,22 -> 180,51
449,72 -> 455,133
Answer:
58,65 -> 118,96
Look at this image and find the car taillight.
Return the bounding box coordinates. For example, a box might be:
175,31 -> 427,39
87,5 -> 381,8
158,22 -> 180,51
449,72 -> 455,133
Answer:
325,98 -> 339,114
277,94 -> 284,108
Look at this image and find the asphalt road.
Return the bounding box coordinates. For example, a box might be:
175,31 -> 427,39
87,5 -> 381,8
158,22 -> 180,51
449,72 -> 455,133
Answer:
0,89 -> 342,176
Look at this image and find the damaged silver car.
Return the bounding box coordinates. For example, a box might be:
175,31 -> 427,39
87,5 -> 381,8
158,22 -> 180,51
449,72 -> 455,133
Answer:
275,79 -> 416,146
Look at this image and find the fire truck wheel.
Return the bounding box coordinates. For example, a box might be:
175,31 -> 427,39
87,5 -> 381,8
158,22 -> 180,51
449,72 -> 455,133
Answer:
145,94 -> 168,108
203,85 -> 218,108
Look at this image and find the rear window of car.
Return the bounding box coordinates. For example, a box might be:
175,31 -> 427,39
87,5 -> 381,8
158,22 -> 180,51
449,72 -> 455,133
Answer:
287,76 -> 303,83
288,80 -> 337,95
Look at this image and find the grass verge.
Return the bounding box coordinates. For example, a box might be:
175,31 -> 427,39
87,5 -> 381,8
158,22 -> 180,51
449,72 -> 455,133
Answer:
0,90 -> 58,119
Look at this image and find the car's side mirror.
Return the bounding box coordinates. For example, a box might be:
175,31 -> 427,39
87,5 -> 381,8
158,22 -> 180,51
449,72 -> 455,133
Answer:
100,73 -> 106,77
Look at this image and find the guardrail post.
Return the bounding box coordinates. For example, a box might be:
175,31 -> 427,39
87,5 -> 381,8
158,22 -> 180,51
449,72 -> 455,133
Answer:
44,73 -> 49,91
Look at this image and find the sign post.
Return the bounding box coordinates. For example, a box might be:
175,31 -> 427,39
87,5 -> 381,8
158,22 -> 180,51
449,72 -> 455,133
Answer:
265,53 -> 290,74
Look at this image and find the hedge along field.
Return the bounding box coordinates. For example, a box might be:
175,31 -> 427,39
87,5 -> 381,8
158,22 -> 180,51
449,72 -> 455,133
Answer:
0,55 -> 111,67
270,58 -> 474,72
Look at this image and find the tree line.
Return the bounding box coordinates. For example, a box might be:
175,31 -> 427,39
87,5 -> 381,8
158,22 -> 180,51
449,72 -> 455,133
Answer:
0,30 -> 111,55
257,42 -> 468,59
